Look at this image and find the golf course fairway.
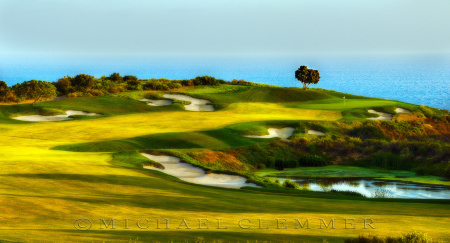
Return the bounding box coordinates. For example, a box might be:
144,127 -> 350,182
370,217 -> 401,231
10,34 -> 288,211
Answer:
0,85 -> 448,243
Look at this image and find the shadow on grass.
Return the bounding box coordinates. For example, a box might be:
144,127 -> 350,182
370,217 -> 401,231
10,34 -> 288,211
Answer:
2,173 -> 449,215
0,229 -> 348,243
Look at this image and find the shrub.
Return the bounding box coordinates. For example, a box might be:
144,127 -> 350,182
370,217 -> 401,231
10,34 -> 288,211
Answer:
142,81 -> 157,90
89,89 -> 104,97
443,162 -> 450,178
369,151 -> 403,170
126,79 -> 141,90
348,125 -> 387,140
167,82 -> 182,89
217,79 -> 227,84
108,72 -> 123,83
180,80 -> 194,86
71,74 -> 95,91
192,76 -> 219,86
53,76 -> 72,95
142,81 -> 169,90
156,83 -> 169,91
108,86 -> 121,94
344,231 -> 439,243
274,158 -> 298,170
231,79 -> 253,86
0,81 -> 16,102
67,92 -> 84,98
298,155 -> 327,167
123,75 -> 138,82
282,179 -> 300,189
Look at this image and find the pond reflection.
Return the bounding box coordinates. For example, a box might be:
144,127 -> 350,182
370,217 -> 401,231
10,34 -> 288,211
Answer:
285,178 -> 450,199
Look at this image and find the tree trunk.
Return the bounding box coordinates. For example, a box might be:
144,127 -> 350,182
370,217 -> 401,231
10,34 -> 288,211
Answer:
32,96 -> 42,106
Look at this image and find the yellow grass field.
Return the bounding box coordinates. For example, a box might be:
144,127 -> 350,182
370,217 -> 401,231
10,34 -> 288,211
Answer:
0,93 -> 448,242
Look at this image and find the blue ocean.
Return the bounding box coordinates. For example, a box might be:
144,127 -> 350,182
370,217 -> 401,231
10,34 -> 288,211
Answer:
1,55 -> 448,109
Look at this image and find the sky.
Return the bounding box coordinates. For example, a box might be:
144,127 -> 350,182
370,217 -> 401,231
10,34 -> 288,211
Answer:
0,0 -> 449,57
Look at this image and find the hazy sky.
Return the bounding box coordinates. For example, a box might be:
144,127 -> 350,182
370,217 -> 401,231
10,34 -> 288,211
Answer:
0,0 -> 449,56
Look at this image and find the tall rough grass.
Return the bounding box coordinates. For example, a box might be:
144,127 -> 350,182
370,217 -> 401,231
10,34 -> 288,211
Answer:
344,231 -> 442,243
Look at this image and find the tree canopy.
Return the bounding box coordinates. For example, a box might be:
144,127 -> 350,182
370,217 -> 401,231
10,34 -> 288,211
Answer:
0,81 -> 12,102
192,76 -> 219,86
123,75 -> 138,82
54,76 -> 73,95
13,80 -> 57,105
295,65 -> 321,89
108,72 -> 123,83
71,74 -> 95,91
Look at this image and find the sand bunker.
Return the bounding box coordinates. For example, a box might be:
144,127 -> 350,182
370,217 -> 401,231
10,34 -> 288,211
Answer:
367,109 -> 392,121
138,98 -> 172,106
395,108 -> 411,114
162,94 -> 214,111
142,153 -> 259,189
13,110 -> 100,122
245,127 -> 294,140
307,130 -> 325,136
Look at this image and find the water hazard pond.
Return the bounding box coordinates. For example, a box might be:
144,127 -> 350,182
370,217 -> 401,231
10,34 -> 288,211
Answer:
281,178 -> 450,199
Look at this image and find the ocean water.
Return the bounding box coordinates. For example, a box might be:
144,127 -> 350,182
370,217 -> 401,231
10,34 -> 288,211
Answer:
1,55 -> 448,109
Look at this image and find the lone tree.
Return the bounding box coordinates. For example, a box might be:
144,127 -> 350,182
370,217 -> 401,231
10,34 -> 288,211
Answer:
13,80 -> 57,105
295,65 -> 320,89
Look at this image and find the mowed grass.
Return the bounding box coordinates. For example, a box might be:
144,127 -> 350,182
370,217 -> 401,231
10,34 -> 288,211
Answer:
53,128 -> 263,152
0,95 -> 184,125
0,102 -> 339,147
285,98 -> 412,111
0,146 -> 449,242
53,120 -> 306,152
178,85 -> 370,109
0,86 -> 447,242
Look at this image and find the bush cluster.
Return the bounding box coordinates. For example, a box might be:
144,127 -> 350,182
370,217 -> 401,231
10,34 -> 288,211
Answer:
1,74 -> 235,103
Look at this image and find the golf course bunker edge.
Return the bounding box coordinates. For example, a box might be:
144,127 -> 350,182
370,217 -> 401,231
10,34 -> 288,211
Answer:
162,94 -> 214,111
307,130 -> 325,136
141,153 -> 260,189
367,109 -> 392,121
13,110 -> 100,122
138,98 -> 173,106
244,127 -> 295,140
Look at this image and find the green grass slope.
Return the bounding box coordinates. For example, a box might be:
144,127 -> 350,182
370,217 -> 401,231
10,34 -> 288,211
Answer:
0,84 -> 448,242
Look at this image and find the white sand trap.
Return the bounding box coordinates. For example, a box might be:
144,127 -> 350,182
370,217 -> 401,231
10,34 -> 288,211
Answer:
142,153 -> 259,189
245,127 -> 295,140
162,94 -> 214,111
367,109 -> 392,121
138,98 -> 172,106
184,174 -> 253,188
395,108 -> 411,114
13,110 -> 99,122
307,130 -> 325,136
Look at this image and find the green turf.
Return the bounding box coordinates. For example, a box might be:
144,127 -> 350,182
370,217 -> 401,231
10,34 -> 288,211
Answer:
0,95 -> 185,124
52,126 -> 264,152
0,84 -> 448,242
52,120 -> 312,152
